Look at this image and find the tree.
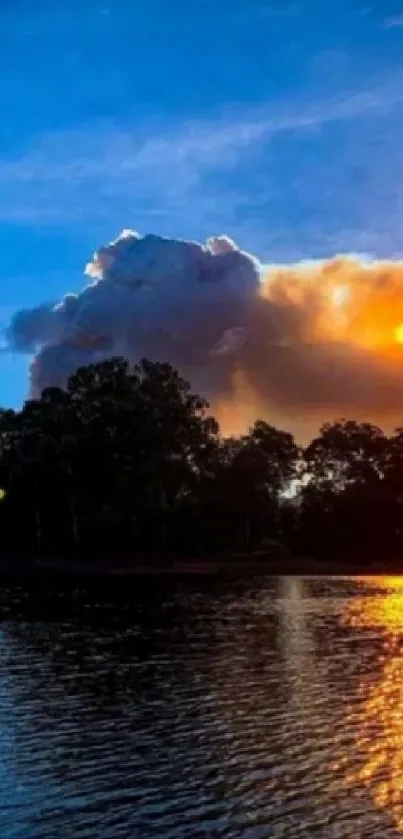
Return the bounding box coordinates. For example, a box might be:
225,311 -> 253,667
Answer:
300,420 -> 389,557
196,421 -> 299,552
304,420 -> 387,491
4,358 -> 403,567
0,357 -> 220,558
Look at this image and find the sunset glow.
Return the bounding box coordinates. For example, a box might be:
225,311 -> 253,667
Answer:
261,257 -> 403,350
338,577 -> 403,833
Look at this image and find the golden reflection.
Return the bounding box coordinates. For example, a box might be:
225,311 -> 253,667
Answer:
338,576 -> 403,832
354,575 -> 403,592
345,577 -> 403,632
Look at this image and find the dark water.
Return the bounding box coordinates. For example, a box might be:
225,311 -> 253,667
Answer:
1,574 -> 403,838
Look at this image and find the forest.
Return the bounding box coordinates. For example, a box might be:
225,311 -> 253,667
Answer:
0,356 -> 402,563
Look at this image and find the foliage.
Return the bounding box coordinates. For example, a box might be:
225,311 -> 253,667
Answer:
2,361 -> 402,564
299,420 -> 400,558
0,357 -> 297,560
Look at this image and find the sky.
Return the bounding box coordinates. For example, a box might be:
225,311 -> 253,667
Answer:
2,0 -> 403,409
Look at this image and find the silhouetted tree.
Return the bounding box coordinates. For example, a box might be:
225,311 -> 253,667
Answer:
195,421 -> 299,552
0,358 -> 220,559
3,362 -> 402,568
299,420 -> 390,557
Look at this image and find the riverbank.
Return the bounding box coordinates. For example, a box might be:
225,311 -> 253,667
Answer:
0,554 -> 401,580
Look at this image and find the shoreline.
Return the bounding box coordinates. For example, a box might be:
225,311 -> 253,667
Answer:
0,555 -> 401,580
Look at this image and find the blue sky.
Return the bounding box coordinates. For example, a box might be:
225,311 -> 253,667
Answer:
2,0 -> 403,405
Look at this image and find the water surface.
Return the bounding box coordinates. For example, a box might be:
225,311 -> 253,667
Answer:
0,574 -> 402,838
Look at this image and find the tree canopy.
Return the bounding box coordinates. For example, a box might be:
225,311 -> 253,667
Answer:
0,357 -> 402,566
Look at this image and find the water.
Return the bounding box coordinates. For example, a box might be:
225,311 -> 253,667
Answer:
0,575 -> 402,838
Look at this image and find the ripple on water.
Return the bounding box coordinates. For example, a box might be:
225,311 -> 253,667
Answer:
0,575 -> 402,837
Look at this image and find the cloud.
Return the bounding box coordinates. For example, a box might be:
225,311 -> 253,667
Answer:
7,228 -> 403,440
6,230 -> 260,403
383,16 -> 403,28
1,75 -> 403,230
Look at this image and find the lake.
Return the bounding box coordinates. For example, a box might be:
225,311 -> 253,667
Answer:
0,574 -> 402,838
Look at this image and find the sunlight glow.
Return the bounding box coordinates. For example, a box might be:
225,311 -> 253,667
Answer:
331,285 -> 349,307
336,577 -> 403,833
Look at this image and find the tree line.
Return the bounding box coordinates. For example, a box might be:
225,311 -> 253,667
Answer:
0,356 -> 402,563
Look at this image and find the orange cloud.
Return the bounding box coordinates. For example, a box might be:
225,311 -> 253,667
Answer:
223,255 -> 403,439
260,256 -> 403,350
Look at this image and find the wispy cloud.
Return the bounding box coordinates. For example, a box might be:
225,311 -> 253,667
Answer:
383,15 -> 403,29
1,75 -> 403,231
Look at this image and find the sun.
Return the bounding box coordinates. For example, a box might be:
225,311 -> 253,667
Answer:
395,324 -> 403,344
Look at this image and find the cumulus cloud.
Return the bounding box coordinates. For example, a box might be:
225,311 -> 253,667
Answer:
6,229 -> 403,438
6,230 -> 259,406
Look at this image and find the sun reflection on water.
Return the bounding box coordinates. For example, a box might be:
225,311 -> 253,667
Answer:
338,576 -> 403,833
346,576 -> 403,633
